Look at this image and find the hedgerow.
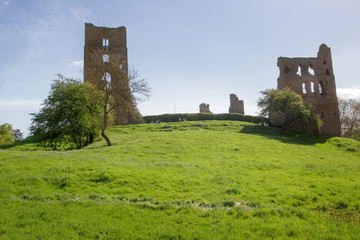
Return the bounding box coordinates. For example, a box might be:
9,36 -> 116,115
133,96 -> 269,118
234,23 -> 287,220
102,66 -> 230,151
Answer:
143,113 -> 268,124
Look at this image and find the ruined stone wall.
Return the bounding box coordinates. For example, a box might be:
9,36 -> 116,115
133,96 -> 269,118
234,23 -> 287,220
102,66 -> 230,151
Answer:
199,103 -> 212,113
84,23 -> 136,125
277,44 -> 341,136
229,94 -> 244,114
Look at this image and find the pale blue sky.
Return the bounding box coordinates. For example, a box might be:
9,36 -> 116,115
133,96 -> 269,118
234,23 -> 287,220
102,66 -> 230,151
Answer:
1,0 -> 360,136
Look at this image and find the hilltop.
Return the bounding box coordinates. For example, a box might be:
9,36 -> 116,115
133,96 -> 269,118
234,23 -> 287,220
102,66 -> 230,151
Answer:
0,121 -> 359,239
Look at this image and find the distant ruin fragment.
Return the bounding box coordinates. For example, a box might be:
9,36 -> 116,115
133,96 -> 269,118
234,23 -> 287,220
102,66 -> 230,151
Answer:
84,23 -> 137,125
199,103 -> 212,113
277,44 -> 341,136
229,94 -> 244,114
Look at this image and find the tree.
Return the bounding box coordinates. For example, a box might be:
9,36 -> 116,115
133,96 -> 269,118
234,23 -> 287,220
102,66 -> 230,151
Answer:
338,98 -> 360,138
12,129 -> 23,142
128,66 -> 151,105
258,88 -> 323,133
30,74 -> 103,149
85,49 -> 151,146
0,123 -> 14,145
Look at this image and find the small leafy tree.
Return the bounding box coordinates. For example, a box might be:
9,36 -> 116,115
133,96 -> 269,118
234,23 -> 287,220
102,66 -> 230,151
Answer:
338,98 -> 360,138
0,123 -> 14,145
30,74 -> 103,149
258,88 -> 322,133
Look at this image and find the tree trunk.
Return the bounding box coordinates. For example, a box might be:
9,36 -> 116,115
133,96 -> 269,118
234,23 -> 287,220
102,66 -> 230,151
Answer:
102,96 -> 112,146
89,132 -> 94,144
102,128 -> 112,146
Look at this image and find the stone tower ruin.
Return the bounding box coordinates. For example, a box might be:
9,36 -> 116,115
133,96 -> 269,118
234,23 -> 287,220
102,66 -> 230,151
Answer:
277,44 -> 341,136
84,23 -> 136,125
229,94 -> 244,114
199,103 -> 212,113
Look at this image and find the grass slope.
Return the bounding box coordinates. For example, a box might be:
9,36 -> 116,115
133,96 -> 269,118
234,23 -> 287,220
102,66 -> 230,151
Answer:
1,121 -> 360,239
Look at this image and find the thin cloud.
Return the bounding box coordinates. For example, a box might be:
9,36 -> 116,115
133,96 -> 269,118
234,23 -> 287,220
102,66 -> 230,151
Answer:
337,88 -> 360,99
0,100 -> 42,110
70,5 -> 92,22
3,0 -> 12,6
71,60 -> 83,67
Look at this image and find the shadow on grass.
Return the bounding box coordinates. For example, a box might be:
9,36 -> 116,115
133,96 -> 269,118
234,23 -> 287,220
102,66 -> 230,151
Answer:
239,125 -> 330,146
0,136 -> 41,150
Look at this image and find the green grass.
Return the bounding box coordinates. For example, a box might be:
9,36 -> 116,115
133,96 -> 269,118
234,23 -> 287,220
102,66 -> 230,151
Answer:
1,121 -> 360,239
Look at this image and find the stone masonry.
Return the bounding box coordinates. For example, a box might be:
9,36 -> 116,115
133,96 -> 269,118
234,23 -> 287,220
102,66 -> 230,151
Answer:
84,23 -> 136,125
199,103 -> 212,113
277,44 -> 341,136
228,94 -> 244,114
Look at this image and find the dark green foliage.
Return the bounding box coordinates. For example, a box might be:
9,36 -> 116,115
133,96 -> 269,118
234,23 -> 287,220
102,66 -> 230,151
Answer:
258,88 -> 323,133
143,113 -> 268,124
11,129 -> 23,142
30,74 -> 103,149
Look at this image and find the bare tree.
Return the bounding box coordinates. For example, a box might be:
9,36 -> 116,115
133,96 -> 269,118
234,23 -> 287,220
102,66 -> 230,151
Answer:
128,66 -> 151,104
338,98 -> 360,138
85,49 -> 151,146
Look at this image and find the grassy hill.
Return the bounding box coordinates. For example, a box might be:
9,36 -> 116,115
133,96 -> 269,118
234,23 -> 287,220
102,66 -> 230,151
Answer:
0,121 -> 359,239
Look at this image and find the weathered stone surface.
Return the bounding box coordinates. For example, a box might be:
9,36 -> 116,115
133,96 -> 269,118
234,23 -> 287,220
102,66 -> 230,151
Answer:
228,94 -> 244,114
199,103 -> 212,113
84,23 -> 137,125
277,44 -> 341,136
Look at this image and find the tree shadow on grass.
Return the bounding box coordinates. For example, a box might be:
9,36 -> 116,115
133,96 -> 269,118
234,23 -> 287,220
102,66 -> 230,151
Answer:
239,125 -> 330,146
0,136 -> 42,151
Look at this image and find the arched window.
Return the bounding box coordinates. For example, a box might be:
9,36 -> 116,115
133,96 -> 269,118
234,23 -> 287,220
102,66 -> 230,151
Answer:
297,65 -> 301,76
319,81 -> 325,96
308,65 -> 314,75
102,72 -> 111,83
102,38 -> 109,47
103,54 -> 109,62
311,82 -> 315,93
326,69 -> 330,75
302,82 -> 307,94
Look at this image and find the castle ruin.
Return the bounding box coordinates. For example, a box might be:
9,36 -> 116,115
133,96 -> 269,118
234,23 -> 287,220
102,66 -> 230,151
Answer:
277,44 -> 341,136
84,23 -> 137,124
199,103 -> 212,113
229,94 -> 244,114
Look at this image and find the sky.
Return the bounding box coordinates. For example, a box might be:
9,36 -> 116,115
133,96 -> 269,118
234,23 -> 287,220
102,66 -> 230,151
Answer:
1,0 -> 360,136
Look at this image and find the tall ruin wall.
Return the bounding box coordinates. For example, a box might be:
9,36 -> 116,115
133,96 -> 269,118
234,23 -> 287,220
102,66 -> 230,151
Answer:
84,23 -> 136,125
199,103 -> 212,113
277,44 -> 341,136
229,94 -> 244,114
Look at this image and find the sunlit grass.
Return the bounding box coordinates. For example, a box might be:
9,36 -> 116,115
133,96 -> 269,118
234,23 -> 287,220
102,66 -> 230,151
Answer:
1,121 -> 359,239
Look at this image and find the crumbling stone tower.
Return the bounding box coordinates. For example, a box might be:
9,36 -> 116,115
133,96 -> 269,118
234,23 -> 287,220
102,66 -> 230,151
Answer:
277,44 -> 341,136
229,94 -> 244,114
84,23 -> 136,125
199,103 -> 212,113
